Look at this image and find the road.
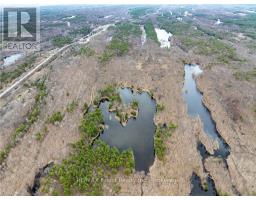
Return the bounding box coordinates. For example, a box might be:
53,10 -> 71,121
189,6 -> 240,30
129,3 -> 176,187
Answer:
0,24 -> 113,99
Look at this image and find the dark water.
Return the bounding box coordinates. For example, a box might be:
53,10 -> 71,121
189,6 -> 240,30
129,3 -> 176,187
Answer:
28,162 -> 54,196
183,64 -> 230,195
99,88 -> 156,173
182,64 -> 230,158
190,173 -> 217,196
197,141 -> 210,161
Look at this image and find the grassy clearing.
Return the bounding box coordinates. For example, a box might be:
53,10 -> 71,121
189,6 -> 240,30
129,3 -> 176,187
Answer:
0,78 -> 47,164
154,122 -> 177,161
0,56 -> 36,88
52,36 -> 72,47
144,20 -> 159,44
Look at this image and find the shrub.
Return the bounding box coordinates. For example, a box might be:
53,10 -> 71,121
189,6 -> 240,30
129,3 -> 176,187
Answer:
79,108 -> 103,138
46,140 -> 134,195
48,112 -> 64,124
202,181 -> 209,191
131,100 -> 139,110
77,46 -> 95,57
67,100 -> 78,113
35,132 -> 43,141
99,85 -> 121,102
0,149 -> 9,164
154,122 -> 177,161
154,129 -> 166,161
11,123 -> 28,144
52,36 -> 72,47
156,104 -> 165,112
98,50 -> 113,64
35,125 -> 49,141
28,79 -> 47,124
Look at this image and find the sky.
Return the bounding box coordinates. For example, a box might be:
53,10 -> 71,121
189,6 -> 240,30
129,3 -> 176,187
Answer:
2,0 -> 256,6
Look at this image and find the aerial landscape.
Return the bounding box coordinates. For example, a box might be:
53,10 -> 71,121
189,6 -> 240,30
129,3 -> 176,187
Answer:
0,4 -> 256,196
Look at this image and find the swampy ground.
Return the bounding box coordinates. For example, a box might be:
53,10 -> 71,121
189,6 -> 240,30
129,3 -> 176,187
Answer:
0,5 -> 256,196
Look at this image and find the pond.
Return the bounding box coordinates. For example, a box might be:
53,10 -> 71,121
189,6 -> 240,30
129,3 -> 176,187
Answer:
140,25 -> 147,46
99,88 -> 156,173
190,173 -> 217,196
1,53 -> 23,68
155,28 -> 172,48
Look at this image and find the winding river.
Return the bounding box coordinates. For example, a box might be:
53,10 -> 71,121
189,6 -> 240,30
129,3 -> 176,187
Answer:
182,64 -> 230,195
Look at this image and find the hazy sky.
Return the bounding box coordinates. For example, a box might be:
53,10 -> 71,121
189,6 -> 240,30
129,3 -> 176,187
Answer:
2,0 -> 256,6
